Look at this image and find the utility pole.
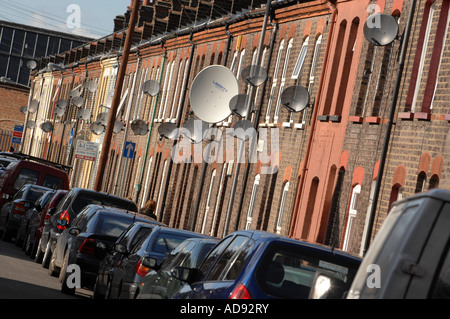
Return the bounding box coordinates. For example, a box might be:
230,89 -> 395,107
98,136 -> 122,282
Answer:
93,0 -> 140,192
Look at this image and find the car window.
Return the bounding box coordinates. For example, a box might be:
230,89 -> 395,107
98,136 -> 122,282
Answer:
159,240 -> 193,271
129,227 -> 153,249
72,192 -> 137,214
28,188 -> 49,202
207,235 -> 249,281
13,168 -> 39,190
197,243 -> 217,268
431,243 -> 450,299
150,232 -> 190,254
71,207 -> 91,229
199,236 -> 234,276
255,242 -> 360,299
14,188 -> 25,200
93,213 -> 135,237
42,175 -> 64,189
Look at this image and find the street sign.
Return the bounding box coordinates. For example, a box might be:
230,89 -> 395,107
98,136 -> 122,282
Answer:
123,141 -> 135,159
11,125 -> 24,144
74,140 -> 99,161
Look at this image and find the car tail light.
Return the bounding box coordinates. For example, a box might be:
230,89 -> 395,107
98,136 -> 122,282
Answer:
57,210 -> 70,230
229,283 -> 252,299
78,238 -> 96,255
136,259 -> 151,277
13,201 -> 26,215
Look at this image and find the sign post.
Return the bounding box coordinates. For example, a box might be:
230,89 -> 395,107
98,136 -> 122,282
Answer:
74,140 -> 99,162
119,141 -> 135,196
11,125 -> 24,146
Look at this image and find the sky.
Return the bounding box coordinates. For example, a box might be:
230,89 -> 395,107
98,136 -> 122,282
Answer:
0,0 -> 128,39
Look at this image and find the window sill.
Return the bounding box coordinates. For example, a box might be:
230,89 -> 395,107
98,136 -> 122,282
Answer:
364,116 -> 381,124
398,112 -> 414,120
445,114 -> 450,122
348,116 -> 363,123
414,112 -> 431,121
318,115 -> 329,122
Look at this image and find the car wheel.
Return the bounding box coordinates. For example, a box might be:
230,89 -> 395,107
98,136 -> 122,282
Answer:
23,233 -> 32,255
1,218 -> 13,242
92,275 -> 105,299
42,240 -> 52,269
34,238 -> 44,263
60,250 -> 75,295
48,250 -> 59,277
104,278 -> 112,299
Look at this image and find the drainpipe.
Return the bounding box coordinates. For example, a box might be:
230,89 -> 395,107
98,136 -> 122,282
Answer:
157,32 -> 195,223
56,74 -> 76,164
45,71 -> 64,160
223,23 -> 232,67
363,0 -> 416,256
289,0 -> 337,238
20,79 -> 36,153
135,50 -> 167,203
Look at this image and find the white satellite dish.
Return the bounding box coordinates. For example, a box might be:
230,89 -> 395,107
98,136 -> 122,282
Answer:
113,121 -> 123,134
28,100 -> 39,114
54,107 -> 65,117
143,80 -> 160,97
85,80 -> 98,93
56,99 -> 68,109
69,88 -> 82,99
40,121 -> 53,133
364,13 -> 399,46
27,120 -> 36,129
72,96 -> 84,107
280,85 -> 310,112
77,108 -> 91,120
131,119 -> 149,136
190,65 -> 239,123
229,94 -> 253,118
158,122 -> 178,140
240,65 -> 267,87
20,106 -> 28,114
90,121 -> 106,135
232,120 -> 255,141
182,118 -> 210,144
97,112 -> 109,125
27,60 -> 37,70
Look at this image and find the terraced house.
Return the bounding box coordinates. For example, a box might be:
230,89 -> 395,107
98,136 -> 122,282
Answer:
20,0 -> 450,257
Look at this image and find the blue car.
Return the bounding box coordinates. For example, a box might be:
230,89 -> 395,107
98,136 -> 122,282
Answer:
172,230 -> 362,299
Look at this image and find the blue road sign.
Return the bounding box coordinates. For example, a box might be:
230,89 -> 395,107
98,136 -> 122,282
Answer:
123,141 -> 136,159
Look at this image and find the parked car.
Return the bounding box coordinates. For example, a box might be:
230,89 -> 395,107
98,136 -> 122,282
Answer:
0,184 -> 51,242
92,220 -> 164,299
37,188 -> 138,269
16,189 -> 56,254
106,226 -> 214,299
342,189 -> 450,299
55,205 -> 159,295
30,190 -> 68,258
137,237 -> 219,299
0,153 -> 70,213
166,230 -> 361,299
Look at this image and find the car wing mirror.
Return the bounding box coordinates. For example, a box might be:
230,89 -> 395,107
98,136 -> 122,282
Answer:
114,243 -> 128,254
309,271 -> 348,299
68,228 -> 80,236
142,256 -> 159,270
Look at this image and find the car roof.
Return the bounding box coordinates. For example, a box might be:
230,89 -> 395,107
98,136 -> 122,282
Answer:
84,204 -> 164,224
151,225 -> 214,239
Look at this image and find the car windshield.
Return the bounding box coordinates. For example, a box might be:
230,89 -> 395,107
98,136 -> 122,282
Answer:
72,192 -> 137,214
27,187 -> 50,202
94,213 -> 136,237
255,242 -> 361,299
13,168 -> 39,191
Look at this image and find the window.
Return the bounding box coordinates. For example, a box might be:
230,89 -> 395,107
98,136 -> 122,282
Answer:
150,232 -> 189,254
43,175 -> 64,189
275,38 -> 293,123
13,168 -> 39,190
155,160 -> 168,215
431,242 -> 450,298
292,37 -> 309,80
265,39 -> 285,122
201,169 -> 216,234
276,182 -> 290,234
246,174 -> 260,230
415,171 -> 427,193
0,27 -> 13,54
342,184 -> 361,252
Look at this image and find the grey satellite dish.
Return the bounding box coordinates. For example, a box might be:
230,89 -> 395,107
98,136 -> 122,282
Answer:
182,118 -> 210,144
54,107 -> 65,117
131,119 -> 149,136
77,108 -> 91,120
85,80 -> 98,93
190,65 -> 239,123
280,85 -> 310,112
113,121 -> 123,134
97,112 -> 109,125
69,88 -> 82,99
232,120 -> 255,141
90,121 -> 106,135
27,120 -> 36,129
158,122 -> 178,140
28,100 -> 39,114
143,80 -> 160,97
27,60 -> 37,70
240,65 -> 267,87
364,13 -> 399,46
20,106 -> 28,114
56,99 -> 68,109
72,96 -> 84,107
40,121 -> 53,133
229,94 -> 254,118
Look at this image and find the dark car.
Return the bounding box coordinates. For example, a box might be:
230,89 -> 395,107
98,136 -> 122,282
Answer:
38,188 -> 138,269
106,226 -> 214,299
0,184 -> 51,242
16,189 -> 56,254
0,153 -> 70,214
92,221 -> 164,299
30,190 -> 68,259
137,237 -> 218,299
55,205 -> 158,295
169,230 -> 361,299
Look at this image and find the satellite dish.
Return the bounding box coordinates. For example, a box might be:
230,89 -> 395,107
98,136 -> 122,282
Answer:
90,121 -> 106,135
69,88 -> 82,99
54,107 -> 65,117
158,122 -> 178,140
20,106 -> 28,114
72,96 -> 84,107
113,121 -> 123,134
27,60 -> 37,70
40,121 -> 53,133
85,80 -> 98,93
182,118 -> 210,144
143,80 -> 160,97
229,94 -> 254,118
97,112 -> 109,125
190,65 -> 239,123
240,65 -> 267,87
364,13 -> 399,46
77,108 -> 91,120
232,120 -> 255,141
280,85 -> 310,112
27,120 -> 36,129
130,119 -> 149,136
56,99 -> 68,109
28,100 -> 39,114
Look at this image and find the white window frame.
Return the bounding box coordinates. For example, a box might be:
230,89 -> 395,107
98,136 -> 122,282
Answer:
169,58 -> 184,120
276,181 -> 289,234
245,174 -> 260,230
265,39 -> 285,123
292,36 -> 309,80
276,38 -> 293,124
343,184 -> 361,252
201,169 -> 217,234
155,160 -> 168,215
